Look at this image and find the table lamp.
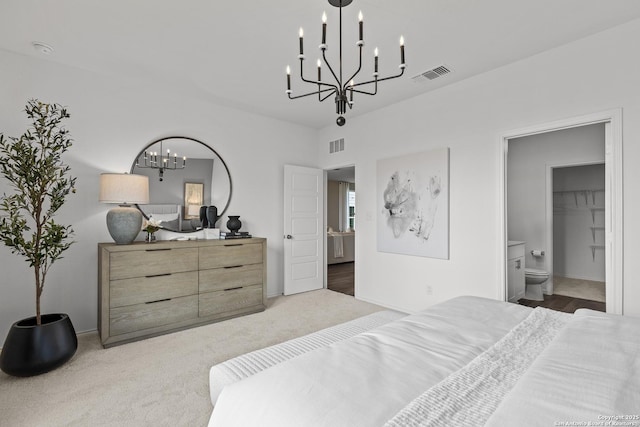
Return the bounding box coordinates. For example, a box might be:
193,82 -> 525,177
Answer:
99,173 -> 149,244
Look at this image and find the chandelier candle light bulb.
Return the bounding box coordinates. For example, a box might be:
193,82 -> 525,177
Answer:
358,11 -> 363,41
322,12 -> 327,45
299,28 -> 304,55
286,65 -> 291,92
374,47 -> 378,74
350,80 -> 354,102
400,36 -> 405,66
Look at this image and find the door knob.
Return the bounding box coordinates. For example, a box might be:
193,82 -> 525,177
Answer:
285,234 -> 293,239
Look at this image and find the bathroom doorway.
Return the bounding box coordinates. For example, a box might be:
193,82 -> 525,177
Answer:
500,110 -> 623,314
326,166 -> 355,297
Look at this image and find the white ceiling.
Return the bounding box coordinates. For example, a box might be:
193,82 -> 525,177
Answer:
2,1 -> 640,129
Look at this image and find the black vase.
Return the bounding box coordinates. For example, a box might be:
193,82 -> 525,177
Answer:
206,206 -> 218,228
199,206 -> 209,228
0,313 -> 78,377
226,215 -> 242,233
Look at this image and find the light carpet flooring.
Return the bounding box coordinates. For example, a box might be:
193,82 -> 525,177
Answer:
0,289 -> 383,427
553,276 -> 606,303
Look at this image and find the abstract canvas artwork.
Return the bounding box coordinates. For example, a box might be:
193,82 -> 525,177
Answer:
377,147 -> 449,259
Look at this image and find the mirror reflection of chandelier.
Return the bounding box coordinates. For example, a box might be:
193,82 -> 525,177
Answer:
285,0 -> 406,127
135,140 -> 186,181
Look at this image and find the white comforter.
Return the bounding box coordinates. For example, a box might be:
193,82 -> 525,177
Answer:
486,308 -> 640,426
208,296 -> 531,427
208,298 -> 640,427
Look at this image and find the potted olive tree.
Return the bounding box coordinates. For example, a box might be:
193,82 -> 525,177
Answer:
0,99 -> 78,376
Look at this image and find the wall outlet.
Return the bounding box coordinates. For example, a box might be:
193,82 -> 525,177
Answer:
426,286 -> 433,295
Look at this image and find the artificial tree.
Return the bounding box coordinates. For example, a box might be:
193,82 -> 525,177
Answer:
0,99 -> 76,325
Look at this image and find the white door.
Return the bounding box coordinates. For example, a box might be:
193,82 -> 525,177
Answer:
284,165 -> 324,295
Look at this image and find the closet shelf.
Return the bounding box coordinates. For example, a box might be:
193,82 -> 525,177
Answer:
590,207 -> 605,223
553,189 -> 604,206
590,245 -> 605,261
590,226 -> 605,242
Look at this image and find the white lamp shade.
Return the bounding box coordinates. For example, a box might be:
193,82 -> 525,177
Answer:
99,173 -> 149,204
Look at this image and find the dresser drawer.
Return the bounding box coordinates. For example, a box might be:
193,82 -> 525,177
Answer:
110,271 -> 198,308
198,284 -> 263,318
199,243 -> 262,269
199,264 -> 263,293
109,247 -> 198,280
110,295 -> 198,336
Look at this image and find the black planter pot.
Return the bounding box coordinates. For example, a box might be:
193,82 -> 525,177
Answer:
0,313 -> 78,377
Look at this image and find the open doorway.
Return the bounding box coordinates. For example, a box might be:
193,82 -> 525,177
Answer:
500,110 -> 623,314
326,166 -> 355,296
551,163 -> 606,305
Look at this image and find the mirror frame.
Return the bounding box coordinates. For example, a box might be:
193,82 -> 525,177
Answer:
130,136 -> 233,232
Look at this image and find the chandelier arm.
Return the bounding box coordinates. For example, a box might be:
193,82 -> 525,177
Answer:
355,66 -> 406,88
342,45 -> 364,91
288,87 -> 336,100
321,49 -> 342,88
299,58 -> 339,92
320,90 -> 335,102
351,87 -> 377,96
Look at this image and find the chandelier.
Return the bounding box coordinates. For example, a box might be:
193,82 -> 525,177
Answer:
285,0 -> 406,126
135,140 -> 186,182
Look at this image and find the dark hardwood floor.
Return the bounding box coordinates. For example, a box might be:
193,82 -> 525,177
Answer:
327,262 -> 605,313
519,294 -> 605,313
328,262 -> 354,296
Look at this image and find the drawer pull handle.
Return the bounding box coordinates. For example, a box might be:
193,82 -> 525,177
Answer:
224,265 -> 243,269
145,273 -> 172,278
145,298 -> 171,304
224,286 -> 243,292
224,243 -> 243,247
145,248 -> 172,252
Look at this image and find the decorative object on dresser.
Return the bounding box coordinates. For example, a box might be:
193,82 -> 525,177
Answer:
99,173 -> 150,245
226,215 -> 242,233
142,217 -> 162,243
98,238 -> 267,347
130,136 -> 232,233
0,99 -> 78,376
206,205 -> 219,228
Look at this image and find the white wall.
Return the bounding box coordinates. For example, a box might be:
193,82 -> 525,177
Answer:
553,164 -> 606,282
507,124 -> 605,289
0,50 -> 317,344
316,18 -> 640,316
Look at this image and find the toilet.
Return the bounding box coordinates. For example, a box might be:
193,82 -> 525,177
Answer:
524,268 -> 548,301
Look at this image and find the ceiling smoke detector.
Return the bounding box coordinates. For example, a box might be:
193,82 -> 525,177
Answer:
32,42 -> 54,55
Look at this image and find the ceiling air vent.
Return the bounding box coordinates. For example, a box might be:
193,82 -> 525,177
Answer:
412,65 -> 451,83
329,138 -> 344,154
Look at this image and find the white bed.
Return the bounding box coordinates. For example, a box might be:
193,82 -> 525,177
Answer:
207,296 -> 640,427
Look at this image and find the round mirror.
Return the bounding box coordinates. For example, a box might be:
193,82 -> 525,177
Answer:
130,136 -> 232,232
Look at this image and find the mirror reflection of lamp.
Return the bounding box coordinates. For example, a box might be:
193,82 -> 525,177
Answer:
99,173 -> 149,244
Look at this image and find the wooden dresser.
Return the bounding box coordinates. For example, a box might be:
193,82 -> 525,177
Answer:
98,238 -> 266,347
